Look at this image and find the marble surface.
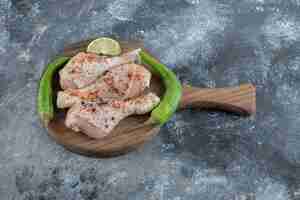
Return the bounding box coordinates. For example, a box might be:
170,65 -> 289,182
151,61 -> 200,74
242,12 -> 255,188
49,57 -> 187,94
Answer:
1,0 -> 300,199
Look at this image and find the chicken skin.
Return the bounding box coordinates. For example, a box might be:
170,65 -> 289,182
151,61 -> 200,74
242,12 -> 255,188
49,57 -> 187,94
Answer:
57,63 -> 151,108
65,93 -> 160,139
59,49 -> 141,90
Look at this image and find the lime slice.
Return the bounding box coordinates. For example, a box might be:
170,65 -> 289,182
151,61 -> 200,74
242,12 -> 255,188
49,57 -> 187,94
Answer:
87,37 -> 121,56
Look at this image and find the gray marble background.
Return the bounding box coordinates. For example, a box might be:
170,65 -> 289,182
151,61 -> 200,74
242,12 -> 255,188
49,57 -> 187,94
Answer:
1,0 -> 300,199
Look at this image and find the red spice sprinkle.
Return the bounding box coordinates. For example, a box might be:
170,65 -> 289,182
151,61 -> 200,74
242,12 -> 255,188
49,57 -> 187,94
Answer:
128,73 -> 133,79
111,100 -> 123,108
86,53 -> 97,59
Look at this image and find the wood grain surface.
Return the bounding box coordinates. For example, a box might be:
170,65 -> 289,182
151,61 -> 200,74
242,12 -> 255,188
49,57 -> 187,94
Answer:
46,39 -> 256,157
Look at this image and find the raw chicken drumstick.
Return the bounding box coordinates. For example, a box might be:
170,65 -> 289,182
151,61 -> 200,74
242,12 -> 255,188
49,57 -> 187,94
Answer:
59,49 -> 141,90
65,93 -> 160,139
57,63 -> 151,108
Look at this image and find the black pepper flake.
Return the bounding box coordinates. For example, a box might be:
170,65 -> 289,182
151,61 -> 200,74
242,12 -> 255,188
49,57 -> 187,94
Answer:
111,117 -> 115,121
104,124 -> 109,128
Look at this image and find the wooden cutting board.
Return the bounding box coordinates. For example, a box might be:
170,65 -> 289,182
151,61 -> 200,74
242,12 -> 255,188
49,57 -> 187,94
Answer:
44,39 -> 256,157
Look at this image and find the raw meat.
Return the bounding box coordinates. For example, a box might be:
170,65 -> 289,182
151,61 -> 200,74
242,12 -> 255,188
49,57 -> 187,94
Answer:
59,49 -> 141,90
65,93 -> 160,139
57,63 -> 151,108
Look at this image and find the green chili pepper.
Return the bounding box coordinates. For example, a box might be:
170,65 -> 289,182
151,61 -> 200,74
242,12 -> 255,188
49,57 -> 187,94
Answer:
38,56 -> 70,126
139,50 -> 182,125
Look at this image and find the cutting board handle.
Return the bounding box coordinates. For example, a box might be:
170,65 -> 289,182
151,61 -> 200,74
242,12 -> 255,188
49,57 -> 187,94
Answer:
179,84 -> 256,115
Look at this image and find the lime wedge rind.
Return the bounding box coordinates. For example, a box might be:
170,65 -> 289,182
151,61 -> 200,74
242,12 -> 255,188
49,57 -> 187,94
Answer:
87,37 -> 121,56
